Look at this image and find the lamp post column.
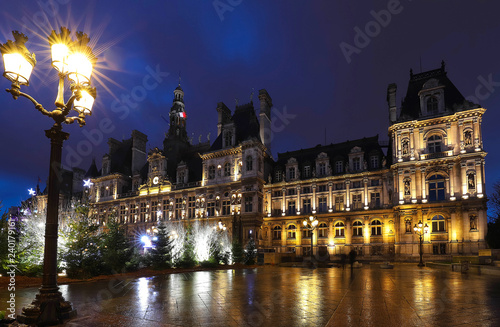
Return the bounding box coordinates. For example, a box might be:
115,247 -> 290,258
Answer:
418,233 -> 424,267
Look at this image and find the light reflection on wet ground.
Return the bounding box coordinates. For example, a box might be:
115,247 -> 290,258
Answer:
2,265 -> 500,326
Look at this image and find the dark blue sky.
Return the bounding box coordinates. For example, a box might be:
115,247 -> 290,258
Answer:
1,1 -> 500,212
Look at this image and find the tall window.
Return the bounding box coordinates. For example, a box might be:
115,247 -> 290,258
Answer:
318,197 -> 327,213
303,166 -> 311,178
371,220 -> 382,236
427,135 -> 442,153
287,225 -> 296,239
370,155 -> 379,169
318,163 -> 326,176
140,202 -> 147,222
175,198 -> 183,219
335,196 -> 344,211
370,193 -> 380,208
207,202 -> 215,217
224,163 -> 231,177
335,161 -> 343,173
275,170 -> 282,182
224,130 -> 232,147
318,223 -> 328,238
353,221 -> 363,236
287,201 -> 296,215
335,222 -> 345,237
222,200 -> 230,215
288,167 -> 296,180
352,157 -> 361,171
428,174 -> 445,201
273,226 -> 282,240
432,215 -> 445,232
246,156 -> 253,171
427,96 -> 439,114
208,165 -> 216,179
244,196 -> 253,212
302,228 -> 311,239
188,196 -> 195,218
352,194 -> 362,210
302,199 -> 311,214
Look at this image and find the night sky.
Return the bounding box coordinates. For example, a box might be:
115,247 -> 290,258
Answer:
1,1 -> 499,213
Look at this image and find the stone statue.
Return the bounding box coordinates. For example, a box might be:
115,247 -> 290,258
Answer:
470,215 -> 477,230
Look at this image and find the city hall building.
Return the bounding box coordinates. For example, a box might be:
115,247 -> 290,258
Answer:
87,63 -> 487,260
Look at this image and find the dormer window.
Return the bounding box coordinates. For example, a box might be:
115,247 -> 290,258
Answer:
427,96 -> 439,115
335,161 -> 343,173
288,167 -> 296,180
318,163 -> 326,176
223,130 -> 233,147
352,157 -> 361,171
427,135 -> 442,153
303,166 -> 311,178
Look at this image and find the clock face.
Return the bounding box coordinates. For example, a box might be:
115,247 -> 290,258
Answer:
153,176 -> 159,185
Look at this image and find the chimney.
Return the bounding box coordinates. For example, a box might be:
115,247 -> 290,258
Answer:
216,102 -> 231,137
387,83 -> 397,124
258,89 -> 273,155
131,130 -> 148,174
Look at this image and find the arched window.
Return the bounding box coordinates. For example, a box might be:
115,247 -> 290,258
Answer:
428,174 -> 445,201
353,221 -> 363,236
427,96 -> 439,114
208,165 -> 216,179
335,222 -> 345,237
318,223 -> 328,238
468,173 -> 475,190
432,215 -> 445,232
273,226 -> 282,240
427,135 -> 442,153
287,224 -> 296,239
371,220 -> 382,236
224,162 -> 231,177
246,156 -> 253,171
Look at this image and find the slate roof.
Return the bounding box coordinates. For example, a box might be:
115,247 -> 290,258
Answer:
84,158 -> 100,178
210,101 -> 261,151
272,135 -> 386,182
398,62 -> 472,122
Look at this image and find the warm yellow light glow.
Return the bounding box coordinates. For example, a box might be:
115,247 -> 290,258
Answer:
67,52 -> 92,85
51,43 -> 69,73
74,89 -> 95,114
2,53 -> 34,85
303,220 -> 307,226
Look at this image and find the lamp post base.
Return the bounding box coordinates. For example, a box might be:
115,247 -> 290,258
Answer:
16,287 -> 76,325
417,262 -> 425,267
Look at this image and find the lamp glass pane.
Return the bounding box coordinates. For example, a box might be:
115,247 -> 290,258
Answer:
67,52 -> 92,85
74,89 -> 95,115
2,53 -> 33,84
51,43 -> 69,73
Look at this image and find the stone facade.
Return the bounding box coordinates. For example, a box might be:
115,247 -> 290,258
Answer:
88,63 -> 488,260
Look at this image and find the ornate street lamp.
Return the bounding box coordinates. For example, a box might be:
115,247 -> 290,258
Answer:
1,28 -> 97,325
413,220 -> 429,267
303,215 -> 319,261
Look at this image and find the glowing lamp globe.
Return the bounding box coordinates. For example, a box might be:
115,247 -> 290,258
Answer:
2,52 -> 34,85
67,52 -> 93,85
73,87 -> 96,115
50,43 -> 69,73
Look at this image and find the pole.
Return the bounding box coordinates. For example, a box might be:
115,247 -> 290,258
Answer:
17,125 -> 76,325
418,233 -> 424,267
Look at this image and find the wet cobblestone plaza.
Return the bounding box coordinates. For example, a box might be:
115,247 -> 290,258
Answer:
3,265 -> 500,326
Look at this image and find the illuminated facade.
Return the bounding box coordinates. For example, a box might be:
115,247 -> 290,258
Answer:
87,85 -> 272,244
88,63 -> 488,260
262,62 -> 487,259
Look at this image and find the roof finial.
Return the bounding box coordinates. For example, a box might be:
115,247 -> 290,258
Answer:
178,71 -> 181,86
250,88 -> 254,102
441,60 -> 445,71
235,98 -> 239,106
